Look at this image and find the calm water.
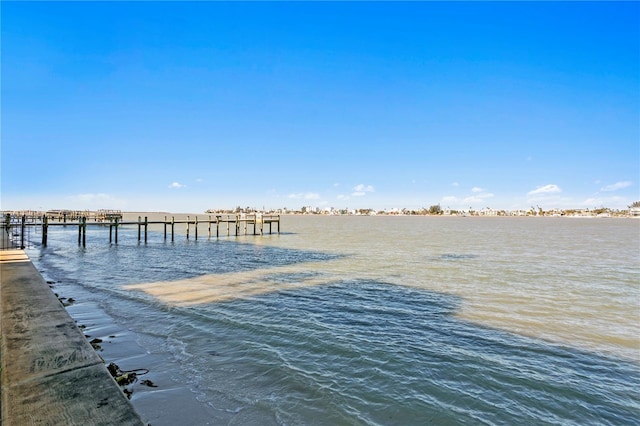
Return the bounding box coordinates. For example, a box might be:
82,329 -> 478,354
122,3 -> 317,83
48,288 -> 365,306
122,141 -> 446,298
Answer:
27,215 -> 640,425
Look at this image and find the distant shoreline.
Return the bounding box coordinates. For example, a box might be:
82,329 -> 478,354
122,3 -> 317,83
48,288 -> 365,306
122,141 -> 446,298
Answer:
3,209 -> 639,220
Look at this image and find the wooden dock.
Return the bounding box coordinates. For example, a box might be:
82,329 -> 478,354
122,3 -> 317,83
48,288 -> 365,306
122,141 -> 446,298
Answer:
1,213 -> 280,248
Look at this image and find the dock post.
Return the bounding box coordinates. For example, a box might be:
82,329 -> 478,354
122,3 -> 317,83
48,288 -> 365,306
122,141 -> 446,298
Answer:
227,217 -> 230,236
137,216 -> 141,242
18,215 -> 25,249
236,215 -> 240,236
208,216 -> 211,239
42,215 -> 48,246
144,216 -> 148,243
164,216 -> 167,240
109,219 -> 113,243
82,216 -> 87,247
216,216 -> 220,238
186,216 -> 190,240
252,215 -> 256,236
115,217 -> 119,244
78,217 -> 82,244
195,216 -> 198,240
171,216 -> 175,242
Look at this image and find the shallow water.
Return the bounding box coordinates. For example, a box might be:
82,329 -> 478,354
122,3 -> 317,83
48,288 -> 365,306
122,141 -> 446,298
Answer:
27,215 -> 640,425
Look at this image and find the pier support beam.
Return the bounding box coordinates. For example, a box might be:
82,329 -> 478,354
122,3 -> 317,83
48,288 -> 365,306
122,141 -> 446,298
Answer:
20,215 -> 26,249
41,215 -> 48,246
77,217 -> 86,247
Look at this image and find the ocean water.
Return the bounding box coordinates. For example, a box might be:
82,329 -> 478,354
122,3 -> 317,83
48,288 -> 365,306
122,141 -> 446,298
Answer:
26,215 -> 640,425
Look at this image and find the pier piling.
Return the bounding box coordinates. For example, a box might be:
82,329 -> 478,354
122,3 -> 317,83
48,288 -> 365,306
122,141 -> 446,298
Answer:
77,217 -> 87,246
42,215 -> 48,246
20,215 -> 26,249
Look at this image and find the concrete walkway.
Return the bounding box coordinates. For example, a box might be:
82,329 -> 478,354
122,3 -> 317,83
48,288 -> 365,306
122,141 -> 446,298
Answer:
1,250 -> 145,425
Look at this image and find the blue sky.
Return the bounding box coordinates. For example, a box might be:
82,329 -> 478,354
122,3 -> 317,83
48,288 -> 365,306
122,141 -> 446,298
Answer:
2,1 -> 638,212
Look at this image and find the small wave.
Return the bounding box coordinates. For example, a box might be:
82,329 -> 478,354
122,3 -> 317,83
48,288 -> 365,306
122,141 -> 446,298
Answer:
435,253 -> 479,261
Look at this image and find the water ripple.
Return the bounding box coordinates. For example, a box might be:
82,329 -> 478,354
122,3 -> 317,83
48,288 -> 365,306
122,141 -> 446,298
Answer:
27,221 -> 640,425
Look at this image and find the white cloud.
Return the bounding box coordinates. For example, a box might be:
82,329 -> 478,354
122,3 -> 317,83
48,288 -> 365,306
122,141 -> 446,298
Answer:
288,192 -> 320,200
351,184 -> 375,196
525,184 -> 572,209
600,181 -> 632,192
463,193 -> 495,204
353,184 -> 375,193
451,182 -> 460,187
527,184 -> 561,195
168,182 -> 186,189
337,194 -> 350,200
471,187 -> 484,193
